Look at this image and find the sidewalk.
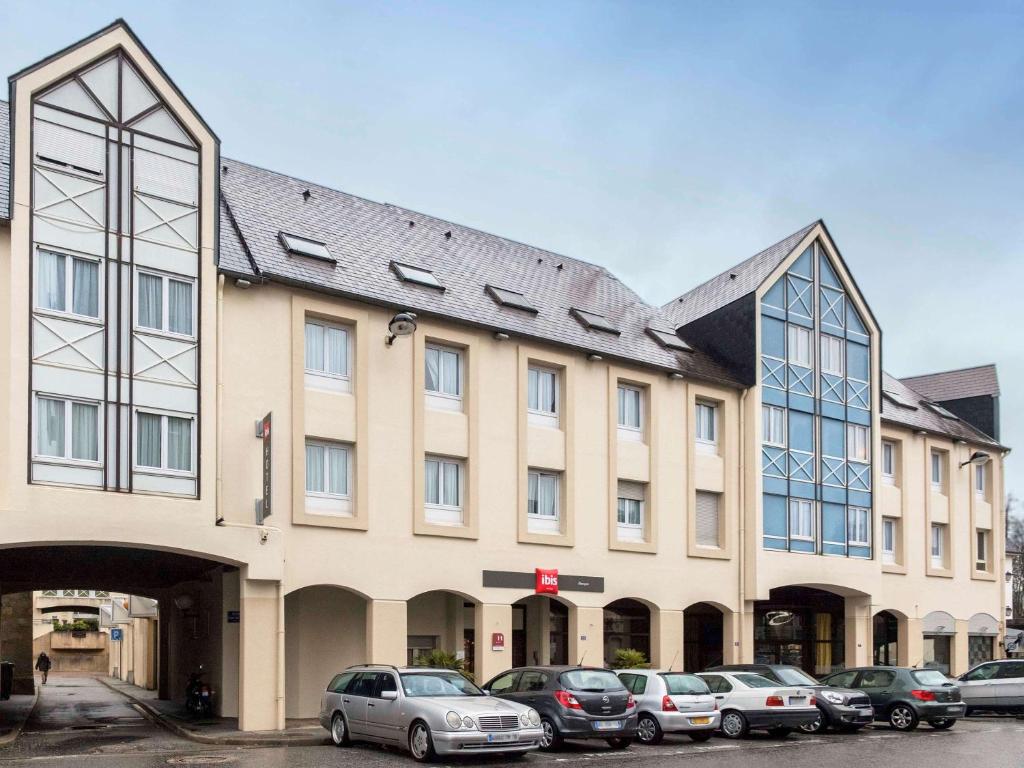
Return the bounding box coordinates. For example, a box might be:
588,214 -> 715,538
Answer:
0,690 -> 38,747
99,677 -> 327,746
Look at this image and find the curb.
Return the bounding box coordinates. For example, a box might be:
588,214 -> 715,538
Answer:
98,677 -> 327,747
0,685 -> 40,748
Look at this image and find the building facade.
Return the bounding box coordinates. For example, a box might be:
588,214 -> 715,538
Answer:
0,21 -> 1010,729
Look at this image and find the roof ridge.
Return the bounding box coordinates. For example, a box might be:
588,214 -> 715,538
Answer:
899,363 -> 998,381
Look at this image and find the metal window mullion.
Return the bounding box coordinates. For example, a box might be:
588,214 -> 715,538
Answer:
160,413 -> 169,470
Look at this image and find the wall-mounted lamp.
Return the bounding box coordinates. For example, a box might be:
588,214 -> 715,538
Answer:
386,312 -> 417,346
959,450 -> 991,469
234,278 -> 252,289
493,332 -> 510,341
586,353 -> 603,362
668,372 -> 684,380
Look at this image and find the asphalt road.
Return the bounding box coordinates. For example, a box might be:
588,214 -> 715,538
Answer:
1,677 -> 1021,768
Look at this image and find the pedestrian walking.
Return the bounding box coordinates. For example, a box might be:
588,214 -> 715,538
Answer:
35,652 -> 52,684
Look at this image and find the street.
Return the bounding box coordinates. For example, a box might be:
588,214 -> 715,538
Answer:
0,677 -> 1021,768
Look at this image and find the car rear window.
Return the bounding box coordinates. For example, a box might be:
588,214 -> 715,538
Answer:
560,669 -> 625,692
661,674 -> 709,695
734,673 -> 777,689
775,668 -> 819,686
911,670 -> 950,686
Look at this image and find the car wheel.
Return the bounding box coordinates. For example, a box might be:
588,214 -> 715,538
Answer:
888,704 -> 919,732
928,719 -> 955,730
539,717 -> 563,751
767,727 -> 792,738
330,713 -> 351,747
408,720 -> 437,763
689,731 -> 714,743
605,737 -> 632,749
719,710 -> 748,739
636,714 -> 664,745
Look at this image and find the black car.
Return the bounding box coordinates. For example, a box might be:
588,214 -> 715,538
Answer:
482,666 -> 638,750
819,666 -> 965,731
705,664 -> 873,733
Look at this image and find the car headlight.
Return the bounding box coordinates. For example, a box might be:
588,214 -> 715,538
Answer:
462,716 -> 474,729
528,708 -> 541,727
520,711 -> 531,727
445,711 -> 463,729
821,691 -> 845,705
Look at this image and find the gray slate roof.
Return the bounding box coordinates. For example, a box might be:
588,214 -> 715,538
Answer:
1,100 -> 10,220
661,221 -> 819,327
900,364 -> 1000,402
218,158 -> 741,385
881,372 -> 1001,447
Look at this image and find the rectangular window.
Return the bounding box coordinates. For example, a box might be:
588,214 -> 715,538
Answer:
882,518 -> 896,564
847,424 -> 870,463
930,451 -> 943,489
789,498 -> 815,541
881,441 -> 896,484
787,324 -> 812,367
617,384 -> 643,439
848,506 -> 870,546
976,530 -> 989,571
527,470 -> 559,533
527,366 -> 559,426
695,402 -> 717,450
305,441 -> 350,497
762,405 -> 785,447
35,395 -> 99,462
36,250 -> 100,319
974,464 -> 985,496
425,344 -> 462,408
136,271 -> 194,336
616,481 -> 645,542
424,456 -> 463,525
695,491 -> 721,548
304,319 -> 351,392
135,412 -> 193,473
820,335 -> 844,376
931,523 -> 945,568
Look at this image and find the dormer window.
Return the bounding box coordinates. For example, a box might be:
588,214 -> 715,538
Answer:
279,232 -> 334,262
570,308 -> 619,335
646,327 -> 692,352
392,261 -> 443,290
486,285 -> 537,313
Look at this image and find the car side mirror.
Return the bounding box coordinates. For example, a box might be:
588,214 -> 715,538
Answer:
480,688 -> 491,695
381,690 -> 398,701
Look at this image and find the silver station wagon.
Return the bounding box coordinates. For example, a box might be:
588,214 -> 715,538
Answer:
319,665 -> 544,762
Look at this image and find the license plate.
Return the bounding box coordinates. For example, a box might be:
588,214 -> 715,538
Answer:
788,697 -> 805,705
689,717 -> 712,725
947,706 -> 960,714
594,720 -> 622,730
487,733 -> 517,743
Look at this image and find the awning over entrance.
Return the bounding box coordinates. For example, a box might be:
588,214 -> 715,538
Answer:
922,610 -> 956,636
968,612 -> 999,636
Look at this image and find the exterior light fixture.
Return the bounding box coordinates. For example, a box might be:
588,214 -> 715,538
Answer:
234,278 -> 252,289
959,450 -> 990,469
586,353 -> 603,362
386,312 -> 417,346
494,332 -> 510,341
668,372 -> 684,380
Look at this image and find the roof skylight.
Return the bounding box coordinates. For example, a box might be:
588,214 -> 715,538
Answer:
392,261 -> 443,290
646,327 -> 692,352
882,390 -> 918,410
570,308 -> 620,335
924,401 -> 960,421
486,285 -> 537,314
279,232 -> 333,262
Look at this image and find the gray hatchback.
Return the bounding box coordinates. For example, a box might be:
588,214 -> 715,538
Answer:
819,666 -> 964,732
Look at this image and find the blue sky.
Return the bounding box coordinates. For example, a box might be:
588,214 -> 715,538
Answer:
4,1 -> 1022,506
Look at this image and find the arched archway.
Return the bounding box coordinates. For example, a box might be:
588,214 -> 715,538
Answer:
684,602 -> 725,672
872,610 -> 902,665
754,586 -> 852,676
406,590 -> 480,675
603,598 -> 651,667
968,613 -> 998,667
922,611 -> 955,674
512,594 -> 573,667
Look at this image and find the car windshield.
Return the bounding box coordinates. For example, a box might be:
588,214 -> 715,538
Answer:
661,673 -> 709,695
911,670 -> 950,687
734,673 -> 777,689
775,668 -> 819,686
560,670 -> 625,692
400,671 -> 483,697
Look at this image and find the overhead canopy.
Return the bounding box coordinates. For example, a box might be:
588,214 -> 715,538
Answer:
922,610 -> 956,635
968,613 -> 999,636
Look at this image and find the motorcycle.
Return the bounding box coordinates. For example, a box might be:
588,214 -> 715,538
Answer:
185,666 -> 214,717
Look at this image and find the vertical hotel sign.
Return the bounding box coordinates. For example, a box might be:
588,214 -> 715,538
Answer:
256,412 -> 272,524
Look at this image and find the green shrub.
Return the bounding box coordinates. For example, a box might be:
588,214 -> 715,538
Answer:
612,648 -> 649,669
413,649 -> 465,671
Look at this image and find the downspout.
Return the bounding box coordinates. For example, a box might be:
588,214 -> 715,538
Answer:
277,581 -> 286,729
737,387 -> 748,660
216,274 -> 224,524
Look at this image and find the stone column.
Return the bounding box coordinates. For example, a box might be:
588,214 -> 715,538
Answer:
844,596 -> 872,668
569,606 -> 604,667
238,578 -> 283,731
474,603 -> 512,684
366,600 -> 407,665
0,591 -> 35,695
650,609 -> 684,670
952,619 -> 970,676
723,606 -> 752,664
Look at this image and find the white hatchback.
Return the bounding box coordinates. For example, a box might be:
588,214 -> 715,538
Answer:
616,669 -> 720,745
696,671 -> 818,738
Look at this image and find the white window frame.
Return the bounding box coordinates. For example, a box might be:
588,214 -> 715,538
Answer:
930,451 -> 944,490
848,506 -> 871,547
974,464 -> 986,497
527,366 -> 559,428
789,498 -> 815,542
526,469 -> 560,533
881,441 -> 896,485
695,490 -> 722,548
930,523 -> 945,568
616,482 -> 646,542
881,518 -> 896,564
424,456 -> 464,526
617,383 -> 644,442
695,401 -> 718,454
304,319 -> 352,393
34,247 -> 103,322
820,334 -> 844,376
976,529 -> 989,571
847,424 -> 870,463
762,404 -> 786,447
304,439 -> 353,517
134,268 -> 197,339
132,408 -> 196,477
424,343 -> 463,412
787,324 -> 812,367
31,393 -> 102,466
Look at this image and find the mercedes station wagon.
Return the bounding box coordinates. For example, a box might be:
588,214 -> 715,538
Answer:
319,665 -> 543,762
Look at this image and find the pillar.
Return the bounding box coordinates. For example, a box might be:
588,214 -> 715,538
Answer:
901,618 -> 923,668
650,609 -> 684,670
474,603 -> 512,684
723,605 -> 752,664
219,571 -> 240,717
158,606 -> 171,699
844,596 -> 872,668
238,577 -> 283,731
952,619 -> 970,676
0,591 -> 35,695
524,598 -> 550,666
569,606 -> 603,667
366,600 -> 407,665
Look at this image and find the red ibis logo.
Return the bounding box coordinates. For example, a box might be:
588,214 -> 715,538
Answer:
535,568 -> 559,595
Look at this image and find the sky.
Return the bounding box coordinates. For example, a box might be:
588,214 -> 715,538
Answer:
3,1 -> 1022,507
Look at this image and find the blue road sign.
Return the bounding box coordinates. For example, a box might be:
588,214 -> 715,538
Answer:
110,628 -> 123,641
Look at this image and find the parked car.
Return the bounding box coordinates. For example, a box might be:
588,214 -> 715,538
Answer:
319,665 -> 543,762
696,671 -> 818,738
705,664 -> 873,733
956,659 -> 1024,715
481,665 -> 637,750
819,666 -> 965,732
615,669 -> 719,744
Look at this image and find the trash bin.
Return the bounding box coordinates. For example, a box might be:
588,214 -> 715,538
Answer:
0,662 -> 13,700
